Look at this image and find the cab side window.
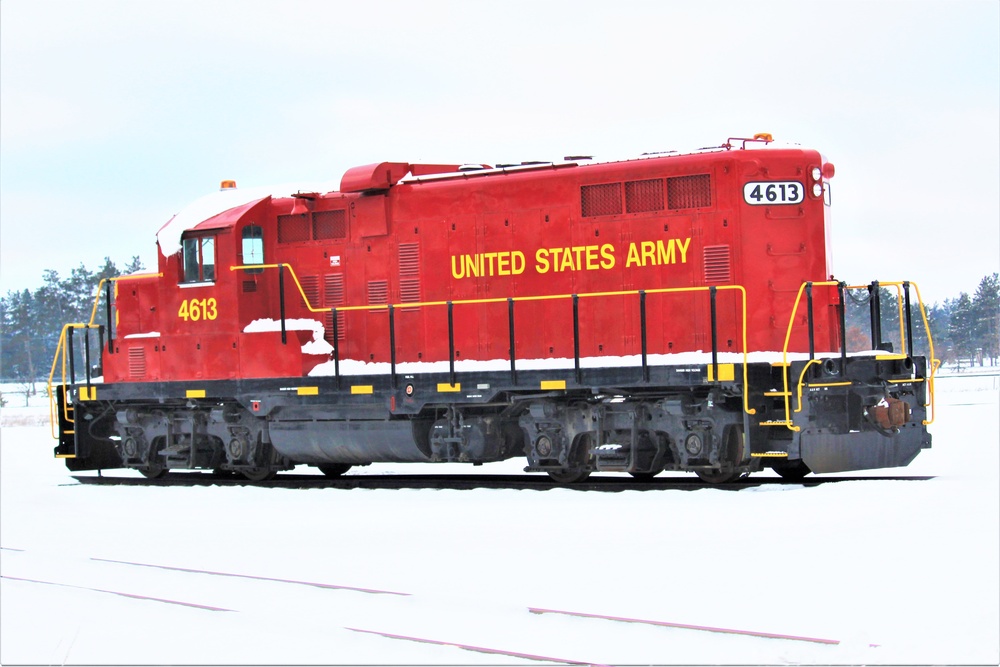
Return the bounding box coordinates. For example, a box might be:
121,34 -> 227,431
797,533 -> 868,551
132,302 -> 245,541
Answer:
242,225 -> 264,274
182,235 -> 216,283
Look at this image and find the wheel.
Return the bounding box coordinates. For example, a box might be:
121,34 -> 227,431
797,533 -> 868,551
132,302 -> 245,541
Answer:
695,425 -> 745,484
318,463 -> 352,478
773,460 -> 811,481
140,463 -> 166,479
547,468 -> 591,484
241,466 -> 277,482
629,471 -> 660,482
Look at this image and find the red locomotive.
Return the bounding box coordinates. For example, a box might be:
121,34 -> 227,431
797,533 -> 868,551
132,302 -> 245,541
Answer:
51,134 -> 937,483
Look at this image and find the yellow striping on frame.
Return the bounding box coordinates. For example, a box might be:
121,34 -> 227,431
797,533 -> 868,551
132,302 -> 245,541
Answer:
79,386 -> 97,401
351,385 -> 374,395
186,389 -> 206,398
750,452 -> 790,458
437,383 -> 461,393
540,380 -> 567,390
707,363 -> 735,382
297,386 -> 319,396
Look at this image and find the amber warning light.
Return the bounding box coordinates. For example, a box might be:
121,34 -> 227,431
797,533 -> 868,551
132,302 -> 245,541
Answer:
220,180 -> 237,190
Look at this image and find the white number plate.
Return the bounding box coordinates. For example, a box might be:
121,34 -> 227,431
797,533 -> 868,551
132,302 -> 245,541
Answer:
743,181 -> 803,205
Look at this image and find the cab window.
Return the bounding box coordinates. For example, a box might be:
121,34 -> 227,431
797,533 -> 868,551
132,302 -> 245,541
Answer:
182,236 -> 215,283
242,225 -> 264,274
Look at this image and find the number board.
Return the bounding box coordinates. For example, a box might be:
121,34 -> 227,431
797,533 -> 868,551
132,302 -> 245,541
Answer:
743,181 -> 803,205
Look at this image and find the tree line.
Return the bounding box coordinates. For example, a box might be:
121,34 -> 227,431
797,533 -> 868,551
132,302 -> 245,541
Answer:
1,261 -> 997,389
842,273 -> 999,369
1,257 -> 145,393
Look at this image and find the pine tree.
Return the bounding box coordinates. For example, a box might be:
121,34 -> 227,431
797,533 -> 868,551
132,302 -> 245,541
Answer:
972,272 -> 1000,366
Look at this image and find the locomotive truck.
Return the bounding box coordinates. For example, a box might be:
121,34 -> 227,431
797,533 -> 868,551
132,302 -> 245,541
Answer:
49,134 -> 938,483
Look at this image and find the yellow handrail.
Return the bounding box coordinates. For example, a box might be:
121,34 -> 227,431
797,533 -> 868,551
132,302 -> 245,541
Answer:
49,273 -> 162,440
775,280 -> 939,431
231,263 -> 757,416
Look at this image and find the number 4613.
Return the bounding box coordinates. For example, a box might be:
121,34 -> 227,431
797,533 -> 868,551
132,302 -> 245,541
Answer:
178,297 -> 218,322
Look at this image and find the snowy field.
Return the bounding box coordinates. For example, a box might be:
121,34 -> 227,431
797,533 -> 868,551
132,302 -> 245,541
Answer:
1,372 -> 998,666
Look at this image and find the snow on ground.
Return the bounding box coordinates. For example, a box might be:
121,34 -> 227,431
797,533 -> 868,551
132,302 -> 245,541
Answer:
1,373 -> 997,665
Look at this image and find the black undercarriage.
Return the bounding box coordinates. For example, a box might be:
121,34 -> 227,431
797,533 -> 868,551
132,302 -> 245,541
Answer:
56,354 -> 932,484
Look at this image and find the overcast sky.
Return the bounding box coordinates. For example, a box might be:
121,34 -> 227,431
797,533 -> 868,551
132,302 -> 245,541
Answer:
1,0 -> 997,304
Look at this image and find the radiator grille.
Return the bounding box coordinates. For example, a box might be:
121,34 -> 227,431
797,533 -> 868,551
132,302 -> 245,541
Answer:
367,280 -> 389,312
277,214 -> 310,243
625,178 -> 665,213
323,274 -> 346,343
300,275 -> 320,309
128,347 -> 146,379
398,243 -> 421,309
667,174 -> 712,209
313,210 -> 347,240
703,245 -> 732,284
581,183 -> 623,217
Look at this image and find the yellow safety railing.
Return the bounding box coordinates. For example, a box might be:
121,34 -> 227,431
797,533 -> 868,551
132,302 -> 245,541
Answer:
770,280 -> 939,432
48,273 -> 162,440
232,263 -> 758,416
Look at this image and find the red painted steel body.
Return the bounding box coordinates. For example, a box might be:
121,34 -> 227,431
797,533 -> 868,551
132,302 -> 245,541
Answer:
105,143 -> 838,383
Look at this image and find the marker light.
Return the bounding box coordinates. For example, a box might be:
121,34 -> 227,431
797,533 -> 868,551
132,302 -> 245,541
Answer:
822,162 -> 836,179
220,180 -> 237,190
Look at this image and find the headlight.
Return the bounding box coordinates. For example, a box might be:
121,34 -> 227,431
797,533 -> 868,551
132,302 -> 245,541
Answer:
811,166 -> 822,181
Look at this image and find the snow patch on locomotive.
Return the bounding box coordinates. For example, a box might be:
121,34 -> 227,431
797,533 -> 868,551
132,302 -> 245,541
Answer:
244,318 -> 333,356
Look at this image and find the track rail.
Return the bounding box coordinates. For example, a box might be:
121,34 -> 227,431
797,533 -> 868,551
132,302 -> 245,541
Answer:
68,472 -> 935,491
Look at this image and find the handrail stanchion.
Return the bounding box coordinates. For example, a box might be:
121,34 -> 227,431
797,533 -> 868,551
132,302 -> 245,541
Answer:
447,301 -> 456,387
332,308 -> 341,389
278,264 -> 287,345
806,282 -> 815,360
903,281 -> 914,358
838,282 -> 847,374
507,298 -> 517,385
98,325 -> 105,372
572,294 -> 581,384
68,327 -> 76,387
105,280 -> 114,354
388,304 -> 397,389
869,280 -> 881,350
709,286 -> 718,381
639,290 -> 649,383
84,326 -> 92,388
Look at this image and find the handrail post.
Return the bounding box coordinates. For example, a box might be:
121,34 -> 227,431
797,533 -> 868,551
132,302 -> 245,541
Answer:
709,286 -> 718,381
507,298 -> 517,385
278,264 -> 287,345
838,282 -> 847,374
447,301 -> 456,387
806,282 -> 815,360
84,326 -> 92,388
572,294 -> 581,384
98,325 -> 105,373
903,281 -> 914,358
639,290 -> 648,383
869,280 -> 881,350
332,308 -> 341,389
388,304 -> 397,389
105,280 -> 114,354
67,327 -> 76,386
